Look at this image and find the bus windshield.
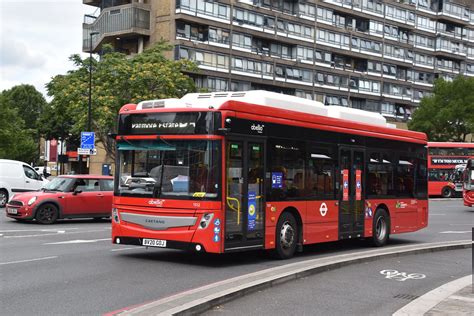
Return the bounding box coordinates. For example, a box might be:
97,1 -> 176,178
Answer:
116,140 -> 220,199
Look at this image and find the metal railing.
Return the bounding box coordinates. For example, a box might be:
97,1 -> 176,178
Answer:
83,3 -> 150,51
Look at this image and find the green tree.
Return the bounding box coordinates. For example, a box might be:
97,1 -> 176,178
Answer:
2,84 -> 46,131
45,42 -> 197,158
408,76 -> 474,142
0,94 -> 38,162
1,84 -> 46,163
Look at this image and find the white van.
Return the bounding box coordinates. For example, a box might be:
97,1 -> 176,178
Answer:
0,159 -> 48,207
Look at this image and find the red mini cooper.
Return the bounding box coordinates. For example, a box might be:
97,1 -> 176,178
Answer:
6,175 -> 113,224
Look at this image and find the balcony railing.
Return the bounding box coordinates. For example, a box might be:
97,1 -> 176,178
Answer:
83,2 -> 150,52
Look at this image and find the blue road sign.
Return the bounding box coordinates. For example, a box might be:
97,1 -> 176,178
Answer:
81,132 -> 95,149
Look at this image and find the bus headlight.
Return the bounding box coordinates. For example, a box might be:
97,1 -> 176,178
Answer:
112,208 -> 120,223
198,213 -> 214,229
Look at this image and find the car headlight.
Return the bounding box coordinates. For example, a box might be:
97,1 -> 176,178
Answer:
28,196 -> 37,206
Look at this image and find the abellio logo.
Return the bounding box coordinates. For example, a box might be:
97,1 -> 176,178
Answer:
251,124 -> 264,134
148,199 -> 164,207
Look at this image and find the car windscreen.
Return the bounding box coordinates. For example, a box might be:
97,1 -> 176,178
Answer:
116,140 -> 220,200
43,177 -> 75,192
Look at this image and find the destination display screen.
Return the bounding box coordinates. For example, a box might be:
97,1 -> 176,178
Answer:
430,157 -> 468,165
119,112 -> 218,135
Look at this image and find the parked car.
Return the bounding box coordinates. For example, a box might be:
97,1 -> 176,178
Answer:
34,166 -> 51,177
5,175 -> 113,224
0,159 -> 48,208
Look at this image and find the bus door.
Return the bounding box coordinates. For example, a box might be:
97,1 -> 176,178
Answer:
339,147 -> 365,239
224,139 -> 265,251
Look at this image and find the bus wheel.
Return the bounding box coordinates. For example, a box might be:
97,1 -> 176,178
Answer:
35,203 -> 58,224
372,208 -> 390,247
274,212 -> 298,259
441,187 -> 453,198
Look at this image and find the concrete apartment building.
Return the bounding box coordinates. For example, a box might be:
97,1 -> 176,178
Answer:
82,0 -> 474,125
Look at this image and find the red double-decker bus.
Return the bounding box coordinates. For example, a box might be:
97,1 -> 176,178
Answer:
427,142 -> 474,198
111,91 -> 428,259
463,159 -> 474,207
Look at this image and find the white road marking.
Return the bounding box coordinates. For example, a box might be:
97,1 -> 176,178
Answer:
0,228 -> 79,233
380,269 -> 426,282
4,229 -> 108,238
0,256 -> 58,266
44,238 -> 110,245
430,214 -> 446,216
439,231 -> 471,234
110,247 -> 141,252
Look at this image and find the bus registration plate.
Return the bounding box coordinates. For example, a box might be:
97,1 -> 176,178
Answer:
142,238 -> 167,248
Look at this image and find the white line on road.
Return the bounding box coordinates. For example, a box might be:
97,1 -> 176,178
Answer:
4,229 -> 109,238
44,238 -> 110,245
0,228 -> 79,233
439,231 -> 472,234
0,256 -> 58,266
430,214 -> 446,216
110,247 -> 141,252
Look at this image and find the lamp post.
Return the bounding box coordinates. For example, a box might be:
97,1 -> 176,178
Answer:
80,31 -> 99,175
88,31 -> 99,132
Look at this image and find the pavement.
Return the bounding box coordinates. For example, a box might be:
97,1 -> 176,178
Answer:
114,240 -> 474,316
395,275 -> 473,316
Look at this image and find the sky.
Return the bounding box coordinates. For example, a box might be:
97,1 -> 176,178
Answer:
1,0 -> 92,99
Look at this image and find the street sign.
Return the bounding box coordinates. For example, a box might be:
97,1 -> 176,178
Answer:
77,148 -> 97,155
81,132 -> 95,149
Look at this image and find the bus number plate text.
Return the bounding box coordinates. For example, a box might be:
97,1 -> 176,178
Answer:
142,238 -> 167,248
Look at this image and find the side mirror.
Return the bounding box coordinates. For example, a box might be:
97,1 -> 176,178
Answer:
73,189 -> 82,195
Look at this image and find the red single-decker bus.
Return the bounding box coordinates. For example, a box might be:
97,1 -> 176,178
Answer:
427,142 -> 474,198
111,91 -> 428,259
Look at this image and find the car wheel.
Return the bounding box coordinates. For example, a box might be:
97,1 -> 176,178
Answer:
35,203 -> 59,224
274,212 -> 298,259
372,208 -> 390,247
441,187 -> 453,198
0,189 -> 8,208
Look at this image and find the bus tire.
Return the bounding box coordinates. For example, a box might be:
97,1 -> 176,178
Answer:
372,208 -> 390,247
274,212 -> 298,259
35,203 -> 59,224
441,187 -> 453,198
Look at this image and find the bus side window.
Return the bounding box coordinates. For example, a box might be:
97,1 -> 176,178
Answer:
307,148 -> 335,200
267,140 -> 305,200
367,152 -> 394,197
397,156 -> 415,197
